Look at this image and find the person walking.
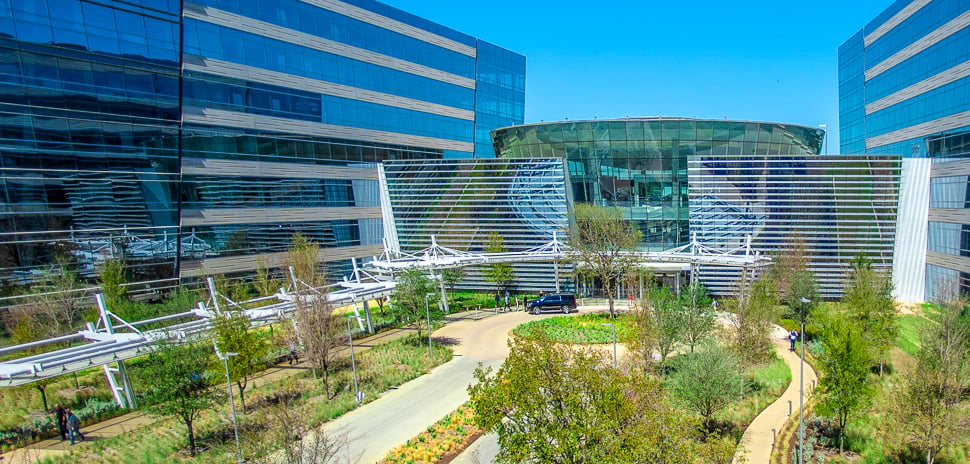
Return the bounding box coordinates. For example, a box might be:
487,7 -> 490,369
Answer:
504,290 -> 510,311
66,409 -> 84,445
494,292 -> 501,311
54,404 -> 67,441
789,329 -> 798,352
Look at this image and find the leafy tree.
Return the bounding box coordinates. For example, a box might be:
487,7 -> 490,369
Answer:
570,203 -> 642,318
624,293 -> 658,373
213,311 -> 268,413
815,311 -> 874,454
285,235 -> 343,398
678,283 -> 715,353
97,257 -> 128,316
893,285 -> 970,464
391,268 -> 440,338
727,275 -> 779,365
482,232 -> 514,294
469,331 -> 715,463
642,286 -> 682,372
440,267 -> 466,301
254,257 -> 282,298
843,254 -> 897,375
667,343 -> 743,429
136,340 -> 217,456
771,236 -> 816,310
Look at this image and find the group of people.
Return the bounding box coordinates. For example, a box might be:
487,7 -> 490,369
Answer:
494,290 -> 512,312
54,404 -> 84,445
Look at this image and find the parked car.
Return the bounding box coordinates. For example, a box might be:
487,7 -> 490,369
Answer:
528,293 -> 578,315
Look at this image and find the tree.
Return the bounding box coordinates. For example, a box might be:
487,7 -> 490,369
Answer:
213,311 -> 268,413
257,385 -> 356,464
893,285 -> 970,464
570,203 -> 642,318
642,286 -> 682,372
97,257 -> 128,316
137,340 -> 217,456
469,331 -> 713,463
843,254 -> 897,375
285,235 -> 343,398
482,232 -> 514,294
3,263 -> 90,341
440,267 -> 465,301
727,275 -> 779,366
254,257 -> 282,298
771,236 -> 816,309
391,268 -> 440,338
815,311 -> 874,454
678,283 -> 715,353
667,343 -> 744,429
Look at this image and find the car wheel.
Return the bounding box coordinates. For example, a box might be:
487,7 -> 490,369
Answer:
532,307 -> 540,315
561,305 -> 569,314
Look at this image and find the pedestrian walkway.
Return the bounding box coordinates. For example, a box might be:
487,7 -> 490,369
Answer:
732,327 -> 818,464
0,321 -> 445,463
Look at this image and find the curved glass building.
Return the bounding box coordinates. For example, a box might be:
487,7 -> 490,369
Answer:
492,118 -> 824,251
491,118 -> 901,298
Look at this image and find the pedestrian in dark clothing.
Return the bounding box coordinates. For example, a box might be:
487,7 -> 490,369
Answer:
789,330 -> 799,352
54,404 -> 67,441
66,409 -> 83,445
494,292 -> 501,311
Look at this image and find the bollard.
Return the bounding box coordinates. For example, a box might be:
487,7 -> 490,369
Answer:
772,428 -> 776,447
788,400 -> 792,416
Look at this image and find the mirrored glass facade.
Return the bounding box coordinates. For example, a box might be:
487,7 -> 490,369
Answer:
380,158 -> 569,291
689,155 -> 901,298
0,0 -> 524,299
839,0 -> 969,300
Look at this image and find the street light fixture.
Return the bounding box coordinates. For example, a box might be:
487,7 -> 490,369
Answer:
600,323 -> 617,368
346,315 -> 363,404
798,296 -> 810,464
425,293 -> 436,360
214,347 -> 243,464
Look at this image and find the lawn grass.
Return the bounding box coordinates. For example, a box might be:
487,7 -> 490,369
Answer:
717,356 -> 791,435
513,313 -> 633,344
895,314 -> 933,356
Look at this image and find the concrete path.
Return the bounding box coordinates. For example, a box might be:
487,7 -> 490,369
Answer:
732,327 -> 818,464
323,310 -> 535,463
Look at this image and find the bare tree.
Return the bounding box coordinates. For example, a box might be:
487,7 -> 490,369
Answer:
893,281 -> 970,464
285,234 -> 343,399
258,386 -> 359,464
570,203 -> 642,317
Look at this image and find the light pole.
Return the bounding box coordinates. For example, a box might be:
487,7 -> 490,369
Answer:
818,123 -> 828,154
425,292 -> 436,360
600,323 -> 617,368
798,296 -> 810,464
346,315 -> 363,404
215,348 -> 243,464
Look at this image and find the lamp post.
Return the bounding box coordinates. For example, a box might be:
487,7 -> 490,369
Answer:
425,293 -> 436,360
798,296 -> 810,464
818,123 -> 828,154
601,323 -> 617,368
346,315 -> 363,404
215,348 -> 243,464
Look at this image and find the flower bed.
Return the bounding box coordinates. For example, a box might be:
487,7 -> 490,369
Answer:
383,404 -> 482,464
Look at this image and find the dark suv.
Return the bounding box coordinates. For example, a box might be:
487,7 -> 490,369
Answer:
528,293 -> 578,315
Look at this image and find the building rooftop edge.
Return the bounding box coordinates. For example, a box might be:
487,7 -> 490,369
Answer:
493,117 -> 824,133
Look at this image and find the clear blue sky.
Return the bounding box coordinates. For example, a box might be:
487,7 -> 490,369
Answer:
384,0 -> 894,154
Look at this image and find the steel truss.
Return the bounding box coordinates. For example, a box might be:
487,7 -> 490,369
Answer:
0,261 -> 395,403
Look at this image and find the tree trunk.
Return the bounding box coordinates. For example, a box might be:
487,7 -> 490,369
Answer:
186,417 -> 196,456
236,380 -> 247,414
35,384 -> 48,412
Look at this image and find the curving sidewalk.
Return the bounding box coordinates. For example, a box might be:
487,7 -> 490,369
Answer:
733,327 -> 818,464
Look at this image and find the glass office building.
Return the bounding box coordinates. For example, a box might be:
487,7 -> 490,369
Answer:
492,119 -> 902,298
839,0 -> 969,300
0,0 -> 525,299
492,118 -> 824,252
